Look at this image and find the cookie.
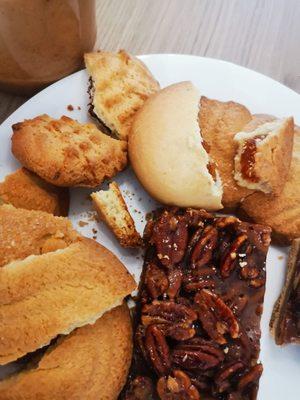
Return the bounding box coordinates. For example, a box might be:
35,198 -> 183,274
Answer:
91,181 -> 142,248
240,125 -> 300,244
0,304 -> 132,400
234,116 -> 294,195
0,168 -> 69,215
85,50 -> 160,140
11,115 -> 127,187
0,204 -> 79,268
0,238 -> 136,364
199,96 -> 252,209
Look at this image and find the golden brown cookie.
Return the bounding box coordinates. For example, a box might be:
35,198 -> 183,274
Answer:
0,238 -> 136,364
129,82 -> 223,211
91,181 -> 142,248
240,126 -> 300,244
234,116 -> 294,195
0,204 -> 79,267
0,168 -> 69,215
11,115 -> 127,187
199,96 -> 253,209
85,50 -> 160,140
0,304 -> 132,400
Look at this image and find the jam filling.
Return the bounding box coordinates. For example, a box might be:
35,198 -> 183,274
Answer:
240,135 -> 267,183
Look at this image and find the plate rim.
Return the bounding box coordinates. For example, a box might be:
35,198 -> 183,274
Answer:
1,53 -> 299,128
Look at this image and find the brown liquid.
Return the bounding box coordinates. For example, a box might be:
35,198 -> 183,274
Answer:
0,0 -> 96,95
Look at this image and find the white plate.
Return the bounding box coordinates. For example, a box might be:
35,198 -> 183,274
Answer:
0,54 -> 299,399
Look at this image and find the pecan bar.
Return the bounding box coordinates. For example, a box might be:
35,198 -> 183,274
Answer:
270,239 -> 300,344
121,208 -> 271,400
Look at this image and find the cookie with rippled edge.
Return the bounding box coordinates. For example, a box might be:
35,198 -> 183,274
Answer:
0,238 -> 136,365
129,82 -> 223,211
11,115 -> 127,187
199,96 -> 253,209
240,125 -> 300,244
234,116 -> 294,195
0,168 -> 69,215
85,50 -> 160,140
0,204 -> 79,268
0,304 -> 132,400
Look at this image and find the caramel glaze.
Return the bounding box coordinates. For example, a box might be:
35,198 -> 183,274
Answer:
121,208 -> 271,400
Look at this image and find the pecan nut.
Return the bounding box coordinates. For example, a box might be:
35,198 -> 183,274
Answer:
184,208 -> 213,228
194,289 -> 239,344
142,301 -> 197,327
152,211 -> 188,267
157,370 -> 200,400
220,234 -> 247,278
240,265 -> 259,280
190,225 -> 218,268
144,262 -> 169,300
172,338 -> 224,371
183,266 -> 216,292
161,323 -> 196,341
215,361 -> 245,393
167,267 -> 183,299
135,324 -> 149,362
237,364 -> 263,391
124,376 -> 155,400
145,325 -> 171,376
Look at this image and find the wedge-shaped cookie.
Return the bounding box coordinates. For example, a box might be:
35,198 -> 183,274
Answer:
199,96 -> 253,209
0,204 -> 79,267
0,238 -> 136,365
91,181 -> 141,247
11,115 -> 127,187
234,116 -> 294,195
0,304 -> 132,400
270,239 -> 300,345
240,126 -> 300,244
0,168 -> 69,215
85,50 -> 160,140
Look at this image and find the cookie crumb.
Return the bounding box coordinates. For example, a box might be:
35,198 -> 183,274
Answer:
78,220 -> 88,227
67,104 -> 74,111
278,255 -> 284,260
77,106 -> 81,110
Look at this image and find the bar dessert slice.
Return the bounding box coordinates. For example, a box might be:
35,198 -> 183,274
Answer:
122,207 -> 271,400
270,239 -> 300,345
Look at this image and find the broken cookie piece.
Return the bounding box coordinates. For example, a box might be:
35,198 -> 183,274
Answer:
11,115 -> 127,187
85,50 -> 160,140
270,239 -> 300,345
0,204 -> 79,267
234,116 -> 294,195
91,181 -> 142,248
129,82 -> 223,211
0,168 -> 69,216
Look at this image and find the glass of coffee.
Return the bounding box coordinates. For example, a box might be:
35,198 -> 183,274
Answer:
0,0 -> 96,95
